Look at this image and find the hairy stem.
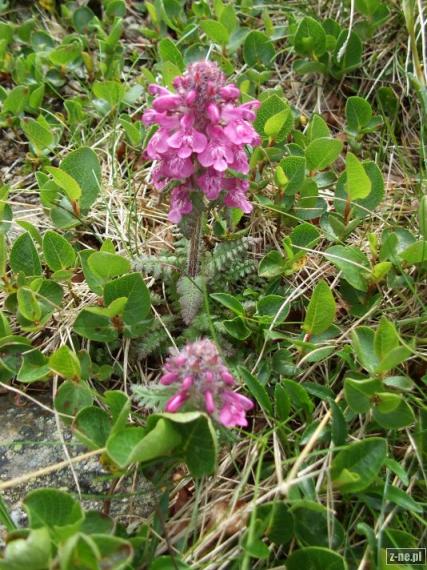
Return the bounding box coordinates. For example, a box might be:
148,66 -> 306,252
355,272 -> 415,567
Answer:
187,210 -> 202,278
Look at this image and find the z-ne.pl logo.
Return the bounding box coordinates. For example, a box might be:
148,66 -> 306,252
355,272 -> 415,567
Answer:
386,548 -> 426,565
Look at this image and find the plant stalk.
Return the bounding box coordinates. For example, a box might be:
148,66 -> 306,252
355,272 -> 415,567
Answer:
187,210 -> 202,278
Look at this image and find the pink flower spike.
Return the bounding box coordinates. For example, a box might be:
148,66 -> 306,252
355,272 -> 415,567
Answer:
142,61 -> 260,224
165,392 -> 188,412
159,338 -> 254,429
205,390 -> 215,414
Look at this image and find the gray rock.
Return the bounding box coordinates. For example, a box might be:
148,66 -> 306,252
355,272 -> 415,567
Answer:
0,394 -> 157,543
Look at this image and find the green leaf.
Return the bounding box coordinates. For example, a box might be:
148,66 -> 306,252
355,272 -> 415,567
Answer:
238,365 -> 272,416
351,327 -> 379,373
17,287 -> 42,322
223,316 -> 251,340
373,397 -> 414,429
92,81 -> 125,108
330,400 -> 347,446
200,19 -> 230,45
305,138 -> 343,171
291,501 -> 345,548
92,535 -> 133,569
307,114 -> 331,141
0,528 -> 51,570
3,85 -> 28,115
49,42 -> 81,66
335,161 -> 384,218
17,350 -> 50,383
210,292 -> 244,315
107,419 -> 181,469
254,95 -> 293,142
344,377 -> 380,413
104,272 -> 151,325
10,233 -> 42,276
54,380 -> 93,418
264,109 -> 291,138
257,502 -> 294,545
326,245 -> 370,291
243,30 -> 275,67
60,147 -> 101,212
294,16 -> 327,57
345,152 -> 372,200
279,156 -> 306,195
399,240 -> 427,264
48,346 -> 81,380
331,437 -> 387,493
88,252 -> 130,282
256,294 -> 289,324
332,30 -> 363,74
282,379 -> 314,416
73,308 -> 118,342
158,37 -> 184,70
259,250 -> 284,278
23,489 -> 84,540
21,117 -> 54,154
374,317 -> 399,360
274,383 -> 290,421
219,5 -> 238,34
74,406 -> 112,449
385,486 -> 423,513
375,346 -> 412,374
418,195 -> 427,239
346,96 -> 372,133
287,547 -> 347,570
42,230 -> 76,271
45,166 -> 82,202
109,412 -> 219,477
302,280 -> 336,335
0,234 -> 6,276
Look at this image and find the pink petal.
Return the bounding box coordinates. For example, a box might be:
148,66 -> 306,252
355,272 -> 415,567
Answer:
205,390 -> 215,414
192,130 -> 207,153
165,392 -> 187,412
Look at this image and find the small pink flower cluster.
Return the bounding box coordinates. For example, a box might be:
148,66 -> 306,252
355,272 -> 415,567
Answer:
160,338 -> 254,428
142,61 -> 260,223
